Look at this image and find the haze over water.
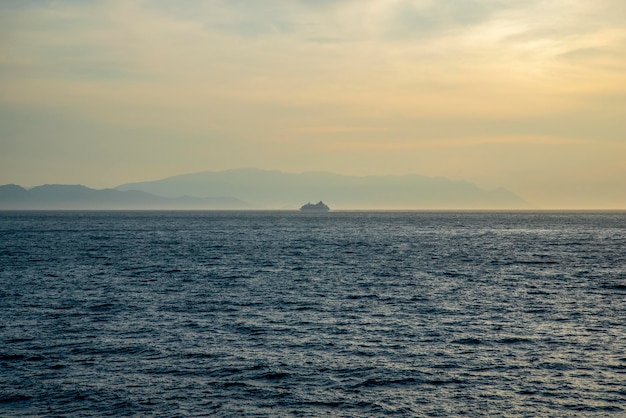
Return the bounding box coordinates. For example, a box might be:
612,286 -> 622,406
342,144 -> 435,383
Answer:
1,1 -> 626,209
1,211 -> 625,416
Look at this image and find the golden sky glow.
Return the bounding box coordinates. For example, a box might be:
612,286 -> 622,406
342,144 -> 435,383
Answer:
1,0 -> 625,208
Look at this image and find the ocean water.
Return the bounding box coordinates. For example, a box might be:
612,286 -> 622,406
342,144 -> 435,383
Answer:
1,211 -> 625,417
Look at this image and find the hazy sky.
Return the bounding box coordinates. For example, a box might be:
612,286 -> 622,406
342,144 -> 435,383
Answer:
1,0 -> 625,208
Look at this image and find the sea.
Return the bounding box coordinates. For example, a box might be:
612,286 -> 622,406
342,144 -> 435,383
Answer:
1,211 -> 625,417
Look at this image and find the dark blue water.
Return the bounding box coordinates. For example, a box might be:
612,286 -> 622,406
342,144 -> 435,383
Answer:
1,211 -> 625,416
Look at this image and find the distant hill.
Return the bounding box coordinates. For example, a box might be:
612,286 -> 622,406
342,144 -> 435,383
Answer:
116,169 -> 529,209
0,184 -> 249,210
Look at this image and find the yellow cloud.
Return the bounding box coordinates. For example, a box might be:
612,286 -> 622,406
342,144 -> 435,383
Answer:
1,0 -> 625,207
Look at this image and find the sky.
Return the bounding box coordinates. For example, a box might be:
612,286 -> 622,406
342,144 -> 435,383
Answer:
1,0 -> 625,208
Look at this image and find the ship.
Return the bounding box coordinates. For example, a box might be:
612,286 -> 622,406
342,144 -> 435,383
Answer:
300,201 -> 330,212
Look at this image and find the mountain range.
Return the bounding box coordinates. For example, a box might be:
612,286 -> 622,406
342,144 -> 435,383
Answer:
1,169 -> 529,210
116,169 -> 529,209
0,184 -> 248,210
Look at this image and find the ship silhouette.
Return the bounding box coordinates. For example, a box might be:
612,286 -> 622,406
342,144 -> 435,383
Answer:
300,201 -> 330,212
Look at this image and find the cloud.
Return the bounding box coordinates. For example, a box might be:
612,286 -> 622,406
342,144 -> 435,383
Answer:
144,0 -> 361,39
1,0 -> 625,207
382,0 -> 506,38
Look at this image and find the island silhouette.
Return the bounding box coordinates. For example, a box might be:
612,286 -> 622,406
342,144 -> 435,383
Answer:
1,169 -> 530,210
